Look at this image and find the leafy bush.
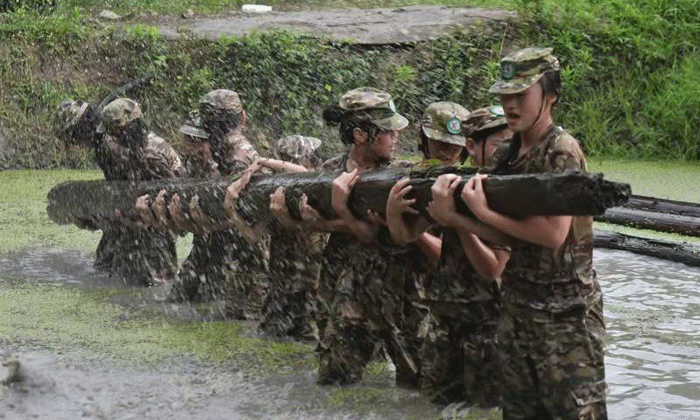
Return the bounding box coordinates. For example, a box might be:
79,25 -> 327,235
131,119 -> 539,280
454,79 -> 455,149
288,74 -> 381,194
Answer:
0,0 -> 55,14
519,0 -> 700,160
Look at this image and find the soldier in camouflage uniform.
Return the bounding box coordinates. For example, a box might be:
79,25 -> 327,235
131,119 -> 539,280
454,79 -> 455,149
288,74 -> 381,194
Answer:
55,100 -> 101,150
417,101 -> 470,164
313,87 -> 428,389
224,135 -> 327,339
93,98 -> 181,286
461,48 -> 607,419
165,110 -> 224,302
55,100 -> 131,180
179,110 -> 219,179
412,104 -> 512,406
168,90 -> 269,318
256,135 -> 326,340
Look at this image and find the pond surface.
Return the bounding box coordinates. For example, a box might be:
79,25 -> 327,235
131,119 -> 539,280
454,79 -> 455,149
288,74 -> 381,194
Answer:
597,249 -> 700,420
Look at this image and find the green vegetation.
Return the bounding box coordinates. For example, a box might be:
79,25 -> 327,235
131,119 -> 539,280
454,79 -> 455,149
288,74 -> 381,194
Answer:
522,0 -> 700,160
0,0 -> 698,168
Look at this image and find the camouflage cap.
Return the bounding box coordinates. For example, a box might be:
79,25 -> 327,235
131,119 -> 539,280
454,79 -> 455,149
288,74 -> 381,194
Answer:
489,47 -> 560,94
199,89 -> 243,121
339,87 -> 408,131
56,100 -> 90,133
421,101 -> 470,146
274,135 -> 322,168
96,98 -> 143,135
178,110 -> 209,140
462,105 -> 508,140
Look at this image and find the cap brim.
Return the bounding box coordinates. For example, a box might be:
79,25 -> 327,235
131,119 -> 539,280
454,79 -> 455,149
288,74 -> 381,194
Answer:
373,113 -> 409,131
308,137 -> 322,151
179,125 -> 209,139
421,126 -> 466,147
95,122 -> 105,134
489,74 -> 544,94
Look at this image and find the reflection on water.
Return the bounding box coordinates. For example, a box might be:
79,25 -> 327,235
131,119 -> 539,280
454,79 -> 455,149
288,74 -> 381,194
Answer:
2,246 -> 700,419
596,248 -> 700,420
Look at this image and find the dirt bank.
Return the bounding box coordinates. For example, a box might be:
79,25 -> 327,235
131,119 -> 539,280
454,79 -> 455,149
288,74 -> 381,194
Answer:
156,5 -> 515,44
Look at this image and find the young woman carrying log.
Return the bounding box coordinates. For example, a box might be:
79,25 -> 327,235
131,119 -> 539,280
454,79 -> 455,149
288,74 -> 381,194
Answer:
386,104 -> 512,407
303,87 -> 427,389
223,135 -> 327,341
460,48 -> 608,420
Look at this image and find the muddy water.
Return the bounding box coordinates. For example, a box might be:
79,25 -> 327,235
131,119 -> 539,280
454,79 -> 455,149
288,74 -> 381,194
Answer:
2,246 -> 700,419
597,249 -> 700,420
0,248 -> 443,420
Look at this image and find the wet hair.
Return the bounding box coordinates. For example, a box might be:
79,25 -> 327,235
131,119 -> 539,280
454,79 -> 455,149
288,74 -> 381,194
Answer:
323,104 -> 380,146
538,70 -> 562,109
202,110 -> 242,133
418,130 -> 429,160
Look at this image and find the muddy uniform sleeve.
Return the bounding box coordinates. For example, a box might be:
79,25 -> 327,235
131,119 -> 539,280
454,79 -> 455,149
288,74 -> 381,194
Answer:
546,132 -> 586,174
221,133 -> 260,175
146,133 -> 183,177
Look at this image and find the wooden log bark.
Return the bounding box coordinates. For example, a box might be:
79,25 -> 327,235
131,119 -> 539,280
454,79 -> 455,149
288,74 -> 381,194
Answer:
47,167 -> 631,231
595,208 -> 700,237
593,229 -> 700,267
624,195 -> 700,218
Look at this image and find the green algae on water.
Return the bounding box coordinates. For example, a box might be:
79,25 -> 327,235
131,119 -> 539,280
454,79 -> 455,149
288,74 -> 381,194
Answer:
0,282 -> 312,370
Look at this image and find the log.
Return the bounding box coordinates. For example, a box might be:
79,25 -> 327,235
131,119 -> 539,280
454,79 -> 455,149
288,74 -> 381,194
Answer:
595,208 -> 700,237
624,194 -> 700,218
46,167 -> 631,231
593,229 -> 700,267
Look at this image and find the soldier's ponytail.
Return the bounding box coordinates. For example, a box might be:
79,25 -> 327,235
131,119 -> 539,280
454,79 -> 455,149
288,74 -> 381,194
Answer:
322,104 -> 349,125
539,71 -> 561,109
323,104 -> 379,146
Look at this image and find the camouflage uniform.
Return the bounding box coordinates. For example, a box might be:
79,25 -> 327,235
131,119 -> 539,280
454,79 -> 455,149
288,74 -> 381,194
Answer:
416,102 -> 504,406
171,90 -> 269,318
55,100 -> 96,148
168,111 -> 222,302
316,88 -> 425,388
259,136 -> 326,340
419,229 -> 504,406
93,98 -> 180,286
485,48 -> 608,420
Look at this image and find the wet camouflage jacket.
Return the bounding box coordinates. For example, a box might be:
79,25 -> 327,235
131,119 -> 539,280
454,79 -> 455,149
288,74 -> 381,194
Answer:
93,132 -> 179,286
98,132 -> 182,181
484,125 -> 599,313
318,150 -> 426,329
145,133 -> 183,176
421,228 -> 502,319
217,130 -> 260,176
